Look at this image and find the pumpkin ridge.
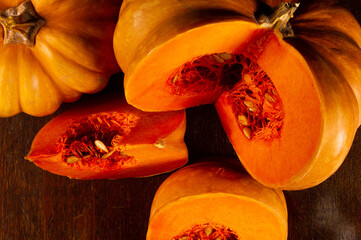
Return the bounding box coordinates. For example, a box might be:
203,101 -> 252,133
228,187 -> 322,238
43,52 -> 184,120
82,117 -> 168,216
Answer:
292,26 -> 360,48
18,48 -> 63,116
31,47 -> 79,102
33,39 -> 109,94
36,34 -> 106,75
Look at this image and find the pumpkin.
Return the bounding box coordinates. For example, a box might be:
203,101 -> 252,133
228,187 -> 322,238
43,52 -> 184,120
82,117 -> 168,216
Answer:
0,0 -> 121,117
147,159 -> 288,240
25,94 -> 188,179
113,0 -> 361,190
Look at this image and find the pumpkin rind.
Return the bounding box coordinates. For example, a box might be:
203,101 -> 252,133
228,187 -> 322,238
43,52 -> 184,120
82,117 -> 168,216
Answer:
0,0 -> 121,117
147,160 -> 288,240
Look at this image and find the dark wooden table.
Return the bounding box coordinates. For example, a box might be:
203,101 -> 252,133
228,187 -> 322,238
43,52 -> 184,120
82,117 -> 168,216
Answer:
1,1 -> 361,239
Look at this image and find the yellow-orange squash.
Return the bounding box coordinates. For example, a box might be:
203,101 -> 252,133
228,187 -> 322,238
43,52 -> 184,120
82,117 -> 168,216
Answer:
114,0 -> 361,190
0,0 -> 121,117
147,160 -> 288,240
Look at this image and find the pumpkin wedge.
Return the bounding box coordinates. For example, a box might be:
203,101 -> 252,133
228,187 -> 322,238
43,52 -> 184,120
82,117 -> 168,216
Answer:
114,0 -> 361,189
147,160 -> 288,240
25,94 -> 188,179
0,0 -> 121,117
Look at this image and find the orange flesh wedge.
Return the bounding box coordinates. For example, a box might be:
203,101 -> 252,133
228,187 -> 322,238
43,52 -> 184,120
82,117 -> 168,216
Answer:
147,161 -> 288,240
216,30 -> 322,187
26,94 -> 188,179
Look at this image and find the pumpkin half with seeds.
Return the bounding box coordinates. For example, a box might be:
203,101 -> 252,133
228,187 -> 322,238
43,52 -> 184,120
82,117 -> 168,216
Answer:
0,0 -> 121,117
114,0 -> 361,190
25,94 -> 188,179
147,160 -> 288,240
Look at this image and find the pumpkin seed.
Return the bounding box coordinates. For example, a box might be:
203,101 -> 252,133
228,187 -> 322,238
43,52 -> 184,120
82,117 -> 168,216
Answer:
154,139 -> 165,148
237,114 -> 249,126
249,107 -> 257,112
180,237 -> 190,240
204,226 -> 213,236
94,140 -> 108,153
244,101 -> 257,112
102,149 -> 116,159
66,156 -> 81,164
83,155 -> 91,159
271,88 -> 277,96
243,74 -> 252,84
243,127 -> 252,140
265,93 -> 275,103
172,74 -> 179,84
243,101 -> 255,108
212,54 -> 225,63
217,52 -> 232,60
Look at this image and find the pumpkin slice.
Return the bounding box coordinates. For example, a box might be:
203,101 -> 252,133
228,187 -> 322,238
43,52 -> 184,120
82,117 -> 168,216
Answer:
25,94 -> 188,179
147,160 -> 288,240
114,0 -> 361,189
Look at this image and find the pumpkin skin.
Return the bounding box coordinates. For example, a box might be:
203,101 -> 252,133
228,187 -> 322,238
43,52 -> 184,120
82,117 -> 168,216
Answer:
147,159 -> 288,240
114,0 -> 361,190
25,94 -> 188,179
0,0 -> 121,117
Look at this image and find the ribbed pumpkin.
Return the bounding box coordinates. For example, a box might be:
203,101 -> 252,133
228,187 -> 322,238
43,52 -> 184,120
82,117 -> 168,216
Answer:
0,0 -> 121,117
113,0 -> 361,190
147,160 -> 288,240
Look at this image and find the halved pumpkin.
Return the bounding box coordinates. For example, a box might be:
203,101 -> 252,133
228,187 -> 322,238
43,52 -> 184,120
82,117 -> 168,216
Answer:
25,94 -> 188,179
114,0 -> 361,189
147,160 -> 288,240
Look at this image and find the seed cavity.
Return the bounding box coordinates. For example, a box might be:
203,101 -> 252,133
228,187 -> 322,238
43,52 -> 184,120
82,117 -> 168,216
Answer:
94,140 -> 109,152
59,112 -> 138,168
172,223 -> 239,240
166,50 -> 284,142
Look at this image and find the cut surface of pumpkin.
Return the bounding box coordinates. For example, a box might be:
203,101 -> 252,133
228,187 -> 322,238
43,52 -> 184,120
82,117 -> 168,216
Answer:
114,0 -> 361,189
25,94 -> 188,179
147,160 -> 288,240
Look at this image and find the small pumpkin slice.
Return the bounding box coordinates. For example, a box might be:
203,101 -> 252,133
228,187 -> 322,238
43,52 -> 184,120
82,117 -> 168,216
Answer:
25,94 -> 188,179
147,160 -> 288,240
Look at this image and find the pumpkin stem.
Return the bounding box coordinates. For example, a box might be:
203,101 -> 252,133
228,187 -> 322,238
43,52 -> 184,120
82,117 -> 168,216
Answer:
258,2 -> 299,38
0,0 -> 46,47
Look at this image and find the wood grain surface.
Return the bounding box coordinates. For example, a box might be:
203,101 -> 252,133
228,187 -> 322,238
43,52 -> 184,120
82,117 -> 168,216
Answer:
1,1 -> 361,239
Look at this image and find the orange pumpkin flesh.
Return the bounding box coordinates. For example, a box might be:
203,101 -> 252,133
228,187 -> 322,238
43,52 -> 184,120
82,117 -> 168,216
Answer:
0,0 -> 121,117
147,160 -> 288,240
114,0 -> 361,189
25,94 -> 188,179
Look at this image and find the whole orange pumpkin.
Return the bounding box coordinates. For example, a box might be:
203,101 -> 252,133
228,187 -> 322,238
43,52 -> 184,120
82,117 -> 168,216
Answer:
0,0 -> 121,117
114,0 -> 361,189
